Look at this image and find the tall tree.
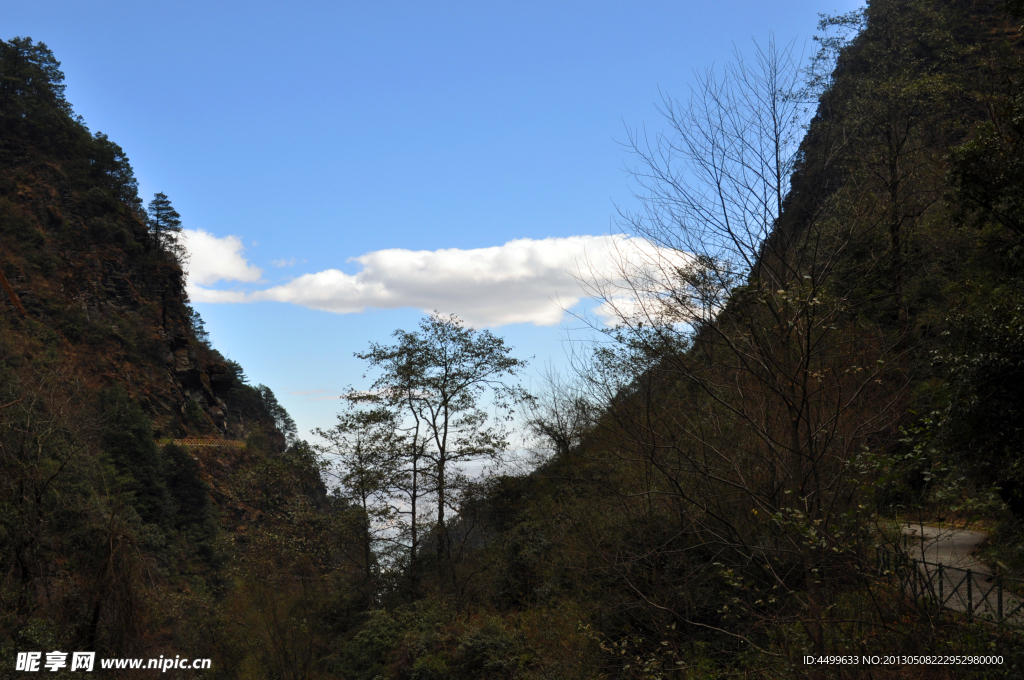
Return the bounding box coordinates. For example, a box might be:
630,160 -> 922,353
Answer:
585,36 -> 907,656
355,313 -> 529,571
256,384 -> 298,445
315,407 -> 402,606
146,192 -> 184,259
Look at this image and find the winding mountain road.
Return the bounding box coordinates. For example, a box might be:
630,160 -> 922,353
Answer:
899,523 -> 1024,624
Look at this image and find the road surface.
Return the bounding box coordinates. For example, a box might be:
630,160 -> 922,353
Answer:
899,523 -> 1023,624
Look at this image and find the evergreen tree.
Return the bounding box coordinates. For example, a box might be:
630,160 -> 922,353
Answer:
188,306 -> 210,345
257,384 -> 299,444
147,192 -> 184,258
0,37 -> 70,144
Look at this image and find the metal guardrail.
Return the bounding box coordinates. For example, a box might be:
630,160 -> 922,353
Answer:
878,548 -> 1024,626
157,438 -> 246,448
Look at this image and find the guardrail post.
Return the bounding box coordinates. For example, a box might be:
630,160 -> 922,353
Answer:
998,577 -> 1003,624
967,570 -> 973,623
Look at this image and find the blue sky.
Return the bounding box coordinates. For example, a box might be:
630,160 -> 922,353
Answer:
6,0 -> 864,440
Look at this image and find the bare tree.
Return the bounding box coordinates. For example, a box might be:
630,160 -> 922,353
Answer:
573,37 -> 909,656
523,365 -> 596,465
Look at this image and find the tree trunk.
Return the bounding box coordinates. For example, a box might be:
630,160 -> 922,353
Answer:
435,459 -> 446,564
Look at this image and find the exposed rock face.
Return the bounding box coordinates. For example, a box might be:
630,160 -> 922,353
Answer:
207,361 -> 233,391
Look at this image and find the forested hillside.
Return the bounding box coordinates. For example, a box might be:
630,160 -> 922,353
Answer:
5,0 -> 1024,677
0,36 -> 324,676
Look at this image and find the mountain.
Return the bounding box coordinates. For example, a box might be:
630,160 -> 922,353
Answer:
0,37 -> 325,672
5,0 -> 1024,676
0,39 -> 273,441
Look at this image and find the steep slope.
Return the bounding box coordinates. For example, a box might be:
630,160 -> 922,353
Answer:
0,38 -> 330,669
0,38 -> 284,443
410,0 -> 1024,676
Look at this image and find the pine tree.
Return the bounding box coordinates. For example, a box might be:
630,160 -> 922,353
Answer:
147,192 -> 184,258
256,384 -> 299,444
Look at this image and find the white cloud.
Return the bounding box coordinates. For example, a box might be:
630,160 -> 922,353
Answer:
181,229 -> 263,291
188,288 -> 250,304
188,234 -> 694,327
272,257 -> 302,268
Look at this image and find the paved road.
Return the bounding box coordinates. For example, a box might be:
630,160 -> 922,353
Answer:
899,523 -> 1024,623
900,523 -> 989,570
